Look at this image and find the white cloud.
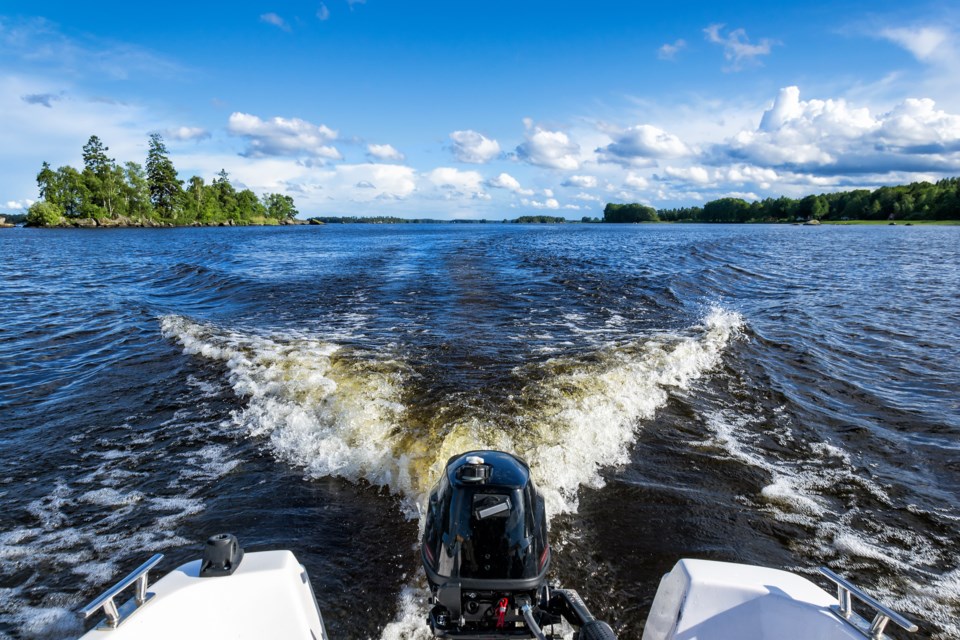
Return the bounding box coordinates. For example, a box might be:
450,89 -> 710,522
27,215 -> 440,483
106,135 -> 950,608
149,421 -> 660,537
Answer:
316,4 -> 331,20
561,174 -> 598,188
663,165 -> 712,184
521,197 -> 560,210
721,86 -> 960,175
487,172 -> 534,196
880,26 -> 949,62
260,13 -> 291,32
516,124 -> 581,170
449,130 -> 501,163
227,112 -> 341,159
366,143 -> 405,162
164,126 -> 210,142
703,24 -> 776,70
572,192 -> 602,202
624,173 -> 649,189
336,164 -> 416,199
597,124 -> 692,166
426,167 -> 486,198
659,164 -> 779,189
4,199 -> 34,210
658,39 -> 686,61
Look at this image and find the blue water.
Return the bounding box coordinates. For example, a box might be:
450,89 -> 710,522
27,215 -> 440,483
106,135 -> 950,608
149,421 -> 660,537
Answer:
0,224 -> 957,639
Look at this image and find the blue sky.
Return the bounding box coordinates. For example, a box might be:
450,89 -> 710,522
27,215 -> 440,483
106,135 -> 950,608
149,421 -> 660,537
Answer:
2,1 -> 959,218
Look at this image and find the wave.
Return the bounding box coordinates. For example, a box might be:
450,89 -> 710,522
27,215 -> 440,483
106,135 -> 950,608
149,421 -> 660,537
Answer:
162,309 -> 743,640
699,409 -> 960,639
161,308 -> 743,518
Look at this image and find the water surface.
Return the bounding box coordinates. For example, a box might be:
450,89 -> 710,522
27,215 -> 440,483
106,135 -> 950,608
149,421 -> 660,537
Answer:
0,224 -> 957,639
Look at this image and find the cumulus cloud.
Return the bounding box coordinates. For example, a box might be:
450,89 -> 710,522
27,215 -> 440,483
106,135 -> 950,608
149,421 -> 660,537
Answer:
521,197 -> 560,210
227,112 -> 341,159
426,167 -> 487,199
561,174 -> 598,188
21,93 -> 62,108
4,199 -> 34,210
316,4 -> 330,20
658,164 -> 778,190
717,86 -> 960,176
597,124 -> 692,167
164,126 -> 210,142
624,173 -> 649,190
516,123 -> 581,170
703,24 -> 776,70
334,164 -> 417,200
658,39 -> 686,61
367,143 -> 405,162
487,172 -> 534,196
260,13 -> 291,31
449,130 -> 501,163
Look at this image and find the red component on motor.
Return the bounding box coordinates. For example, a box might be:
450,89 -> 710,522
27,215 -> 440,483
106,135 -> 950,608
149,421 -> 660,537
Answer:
495,597 -> 509,628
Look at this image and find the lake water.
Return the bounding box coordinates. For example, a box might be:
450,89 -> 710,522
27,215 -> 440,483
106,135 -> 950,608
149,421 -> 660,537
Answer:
0,223 -> 957,639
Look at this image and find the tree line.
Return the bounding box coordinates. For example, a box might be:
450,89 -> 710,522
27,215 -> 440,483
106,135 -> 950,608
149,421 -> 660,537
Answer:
27,134 -> 298,227
604,178 -> 960,223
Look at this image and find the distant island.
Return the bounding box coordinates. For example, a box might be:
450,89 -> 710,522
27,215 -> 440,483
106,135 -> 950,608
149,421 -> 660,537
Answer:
23,134 -> 301,228
306,215 -> 569,224
603,178 -> 960,223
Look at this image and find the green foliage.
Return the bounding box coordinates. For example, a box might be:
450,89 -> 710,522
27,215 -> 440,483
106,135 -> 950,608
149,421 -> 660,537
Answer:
263,193 -> 297,219
30,134 -> 299,226
612,177 -> 960,223
146,134 -> 183,220
702,198 -> 750,222
513,215 -> 566,223
26,201 -> 63,227
603,203 -> 658,222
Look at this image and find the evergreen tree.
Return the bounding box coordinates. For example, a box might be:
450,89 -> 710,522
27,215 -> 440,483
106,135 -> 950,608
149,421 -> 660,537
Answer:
146,133 -> 183,220
82,135 -> 121,218
37,162 -> 57,201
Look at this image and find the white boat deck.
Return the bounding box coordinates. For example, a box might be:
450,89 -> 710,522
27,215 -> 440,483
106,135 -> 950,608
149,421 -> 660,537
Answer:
79,550 -> 327,640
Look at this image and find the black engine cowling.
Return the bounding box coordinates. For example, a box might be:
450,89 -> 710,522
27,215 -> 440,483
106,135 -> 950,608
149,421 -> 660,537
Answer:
421,451 -> 615,640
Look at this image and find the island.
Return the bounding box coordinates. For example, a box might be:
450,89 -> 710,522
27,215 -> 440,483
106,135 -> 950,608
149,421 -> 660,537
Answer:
24,134 -> 301,228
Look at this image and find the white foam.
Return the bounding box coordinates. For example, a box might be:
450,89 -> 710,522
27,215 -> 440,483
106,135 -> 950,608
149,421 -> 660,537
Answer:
161,309 -> 745,639
2,405 -> 245,638
699,408 -> 960,639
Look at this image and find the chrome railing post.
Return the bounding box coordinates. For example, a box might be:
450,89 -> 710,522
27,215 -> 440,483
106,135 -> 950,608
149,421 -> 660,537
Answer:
79,554 -> 164,630
819,567 -> 917,638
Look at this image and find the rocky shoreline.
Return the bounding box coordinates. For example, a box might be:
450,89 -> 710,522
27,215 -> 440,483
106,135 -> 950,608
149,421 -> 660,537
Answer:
17,216 -> 320,229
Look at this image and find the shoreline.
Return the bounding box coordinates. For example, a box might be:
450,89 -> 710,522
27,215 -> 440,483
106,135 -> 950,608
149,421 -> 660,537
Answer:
5,218 -> 960,229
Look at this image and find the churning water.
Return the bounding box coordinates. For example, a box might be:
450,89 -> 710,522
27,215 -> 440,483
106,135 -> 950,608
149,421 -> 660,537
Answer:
0,224 -> 957,638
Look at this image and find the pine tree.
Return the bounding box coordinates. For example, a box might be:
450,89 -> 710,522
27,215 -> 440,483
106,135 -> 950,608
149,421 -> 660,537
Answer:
146,133 -> 183,220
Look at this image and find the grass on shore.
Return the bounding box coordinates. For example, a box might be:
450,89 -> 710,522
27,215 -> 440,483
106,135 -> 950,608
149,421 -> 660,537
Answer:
818,219 -> 960,225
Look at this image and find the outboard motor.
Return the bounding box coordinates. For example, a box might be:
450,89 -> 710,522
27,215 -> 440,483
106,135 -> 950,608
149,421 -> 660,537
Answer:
422,451 -> 616,640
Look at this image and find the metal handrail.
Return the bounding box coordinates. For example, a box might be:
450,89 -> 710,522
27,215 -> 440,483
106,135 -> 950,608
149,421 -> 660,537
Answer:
79,554 -> 164,628
819,567 -> 918,638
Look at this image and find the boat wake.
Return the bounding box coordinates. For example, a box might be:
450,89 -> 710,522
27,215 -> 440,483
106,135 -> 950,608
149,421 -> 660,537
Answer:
162,307 -> 743,639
